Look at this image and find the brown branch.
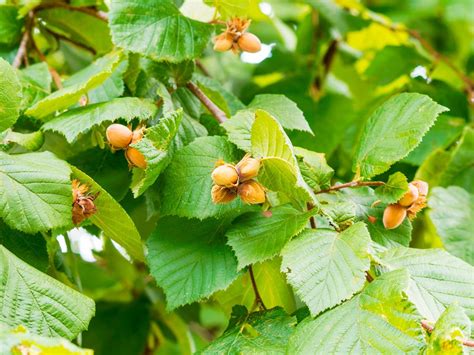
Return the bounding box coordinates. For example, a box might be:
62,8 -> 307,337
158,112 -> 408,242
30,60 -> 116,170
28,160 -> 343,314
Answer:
365,272 -> 374,282
316,181 -> 384,194
196,60 -> 210,77
12,12 -> 34,69
249,265 -> 267,311
421,320 -> 474,347
35,2 -> 108,22
186,81 -> 228,123
307,203 -> 317,229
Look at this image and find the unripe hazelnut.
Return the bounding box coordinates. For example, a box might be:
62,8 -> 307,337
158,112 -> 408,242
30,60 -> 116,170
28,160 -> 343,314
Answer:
214,34 -> 234,52
398,183 -> 419,207
411,180 -> 429,197
383,204 -> 407,230
211,164 -> 239,187
211,185 -> 237,204
235,155 -> 260,182
238,180 -> 266,205
126,147 -> 147,169
237,32 -> 261,53
106,124 -> 133,149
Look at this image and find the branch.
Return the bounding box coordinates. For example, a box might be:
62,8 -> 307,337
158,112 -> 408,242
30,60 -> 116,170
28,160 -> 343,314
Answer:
421,320 -> 474,347
12,12 -> 34,69
35,3 -> 108,22
316,181 -> 384,194
307,203 -> 317,229
249,265 -> 267,311
186,81 -> 228,123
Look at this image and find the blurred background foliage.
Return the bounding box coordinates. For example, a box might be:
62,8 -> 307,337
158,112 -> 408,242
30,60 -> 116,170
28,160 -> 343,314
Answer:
0,0 -> 473,353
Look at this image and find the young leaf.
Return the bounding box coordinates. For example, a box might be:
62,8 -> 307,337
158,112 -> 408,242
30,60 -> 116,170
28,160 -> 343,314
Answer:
0,58 -> 22,132
374,171 -> 408,204
159,136 -> 248,219
202,307 -> 296,354
281,222 -> 371,316
0,151 -> 72,233
147,216 -> 240,310
354,93 -> 448,179
226,205 -> 316,269
42,97 -> 157,143
25,52 -> 123,119
379,247 -> 474,324
71,166 -> 145,261
130,109 -> 183,197
0,246 -> 95,339
109,0 -> 213,62
288,269 -> 425,354
429,186 -> 474,265
203,0 -> 254,20
295,147 -> 334,191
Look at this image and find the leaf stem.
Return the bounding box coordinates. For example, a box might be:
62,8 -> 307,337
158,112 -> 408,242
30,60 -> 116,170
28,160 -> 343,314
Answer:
316,181 -> 384,194
421,320 -> 474,347
249,265 -> 267,311
307,203 -> 317,229
12,12 -> 34,69
186,81 -> 228,123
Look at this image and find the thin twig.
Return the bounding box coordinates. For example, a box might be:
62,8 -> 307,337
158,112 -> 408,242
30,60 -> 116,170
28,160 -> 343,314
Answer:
316,181 -> 384,194
186,81 -> 228,123
421,320 -> 474,347
365,272 -> 374,282
249,265 -> 267,311
307,203 -> 317,229
196,60 -> 211,77
35,2 -> 108,22
12,12 -> 34,69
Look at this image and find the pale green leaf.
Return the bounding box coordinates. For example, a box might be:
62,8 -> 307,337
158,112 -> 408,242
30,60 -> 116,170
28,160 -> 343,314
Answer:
429,186 -> 474,265
0,325 -> 92,354
0,151 -> 72,233
147,216 -> 240,310
374,172 -> 408,204
226,205 -> 315,269
0,58 -> 22,132
203,0 -> 253,20
379,247 -> 474,325
109,0 -> 213,62
159,136 -> 248,219
222,109 -> 254,152
2,130 -> 44,151
0,246 -> 95,339
281,222 -> 371,316
202,307 -> 296,355
25,52 -> 123,119
354,93 -> 448,178
130,109 -> 183,197
288,269 -> 425,354
42,97 -> 157,143
295,147 -> 334,192
71,166 -> 145,261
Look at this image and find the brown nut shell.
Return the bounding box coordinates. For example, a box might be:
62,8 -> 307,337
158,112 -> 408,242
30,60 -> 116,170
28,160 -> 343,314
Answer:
398,183 -> 419,207
211,185 -> 237,204
237,32 -> 261,53
236,155 -> 260,182
126,147 -> 147,169
383,204 -> 407,230
214,34 -> 234,52
106,124 -> 133,149
238,180 -> 266,205
211,164 -> 239,187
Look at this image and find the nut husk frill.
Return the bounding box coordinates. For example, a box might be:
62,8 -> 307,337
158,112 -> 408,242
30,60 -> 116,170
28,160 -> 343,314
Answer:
211,185 -> 237,204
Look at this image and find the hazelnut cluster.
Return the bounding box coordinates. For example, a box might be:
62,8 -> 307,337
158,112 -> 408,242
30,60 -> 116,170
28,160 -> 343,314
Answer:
211,154 -> 265,205
72,179 -> 99,225
214,18 -> 261,54
383,180 -> 429,229
106,123 -> 147,169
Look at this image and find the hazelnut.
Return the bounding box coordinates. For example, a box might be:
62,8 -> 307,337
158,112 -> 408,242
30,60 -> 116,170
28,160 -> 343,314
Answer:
214,33 -> 234,52
125,147 -> 147,169
211,164 -> 239,187
106,124 -> 133,149
211,185 -> 237,204
398,183 -> 419,207
238,180 -> 266,205
235,155 -> 260,182
237,32 -> 261,53
383,204 -> 407,229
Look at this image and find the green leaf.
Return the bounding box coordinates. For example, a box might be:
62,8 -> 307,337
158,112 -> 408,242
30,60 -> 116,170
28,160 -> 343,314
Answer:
374,172 -> 408,204
130,109 -> 183,197
295,147 -> 334,191
42,97 -> 157,143
379,247 -> 474,325
288,269 -> 424,354
38,8 -> 113,54
0,245 -> 95,339
429,186 -> 474,265
109,0 -> 213,62
248,94 -> 312,133
0,151 -> 72,233
147,216 -> 240,310
25,51 -> 123,119
19,62 -> 52,111
439,126 -> 474,193
0,325 -> 92,355
2,130 -> 44,151
354,93 -> 448,179
281,222 -> 371,316
226,205 -> 315,269
0,221 -> 48,272
426,304 -> 472,354
159,136 -> 248,219
222,109 -> 254,152
0,58 -> 22,133
203,0 -> 254,20
71,166 -> 145,261
202,307 -> 296,354
0,6 -> 23,45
